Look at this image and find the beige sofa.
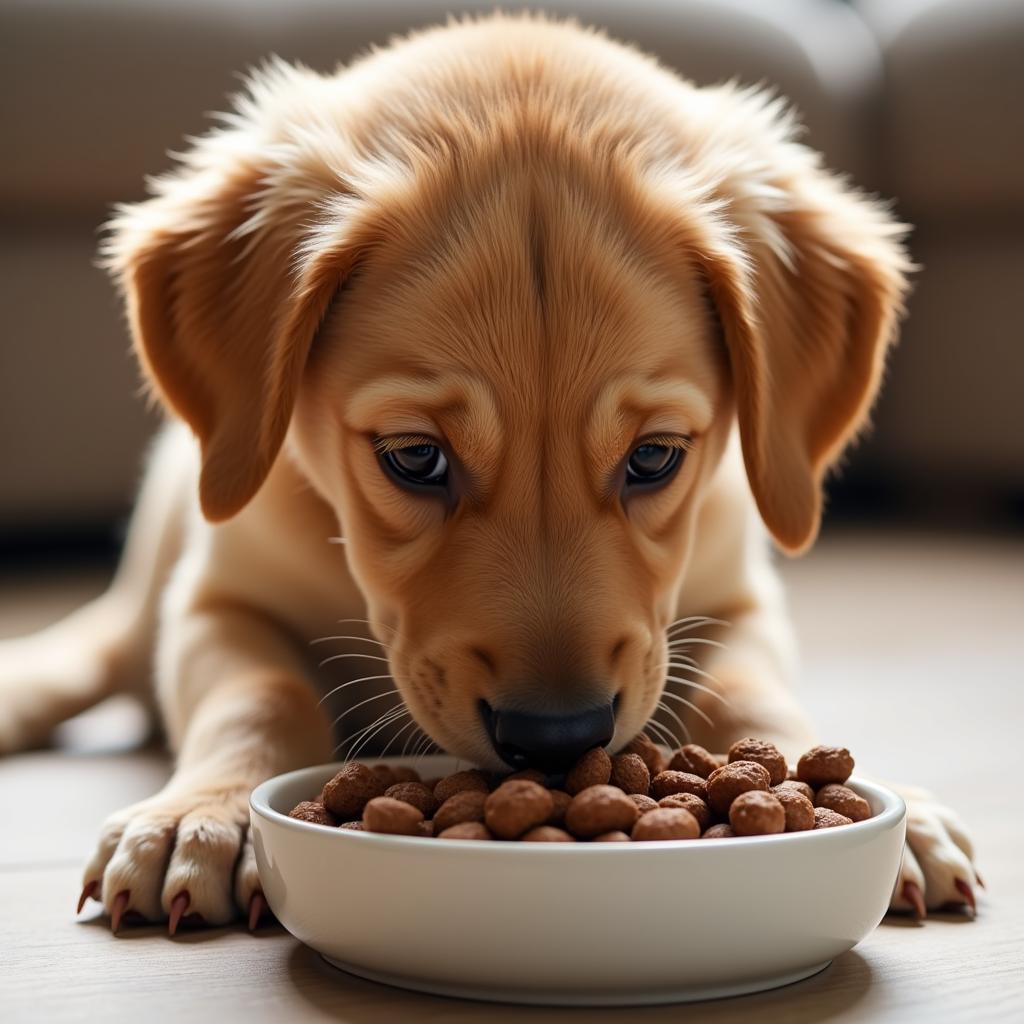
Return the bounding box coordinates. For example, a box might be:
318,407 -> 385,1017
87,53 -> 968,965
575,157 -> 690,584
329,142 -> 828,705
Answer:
1,0 -> 1020,533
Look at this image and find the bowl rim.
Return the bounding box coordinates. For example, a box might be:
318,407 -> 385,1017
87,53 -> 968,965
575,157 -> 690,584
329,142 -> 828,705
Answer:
251,759 -> 906,853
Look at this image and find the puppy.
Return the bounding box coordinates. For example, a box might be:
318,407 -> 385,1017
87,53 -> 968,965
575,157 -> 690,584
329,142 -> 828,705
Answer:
0,13 -> 977,930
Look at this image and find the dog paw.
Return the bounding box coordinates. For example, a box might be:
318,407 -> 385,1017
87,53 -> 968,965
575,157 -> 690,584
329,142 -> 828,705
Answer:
889,785 -> 980,919
77,785 -> 264,934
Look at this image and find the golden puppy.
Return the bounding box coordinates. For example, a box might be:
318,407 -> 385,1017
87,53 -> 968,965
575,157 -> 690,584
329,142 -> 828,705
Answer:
0,13 -> 977,930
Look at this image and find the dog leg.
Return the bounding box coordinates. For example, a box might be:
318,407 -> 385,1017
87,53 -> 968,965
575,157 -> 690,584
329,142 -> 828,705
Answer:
78,598 -> 331,932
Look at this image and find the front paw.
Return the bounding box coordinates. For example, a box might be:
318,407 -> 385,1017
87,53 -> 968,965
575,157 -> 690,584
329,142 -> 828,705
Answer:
890,784 -> 980,919
78,785 -> 264,934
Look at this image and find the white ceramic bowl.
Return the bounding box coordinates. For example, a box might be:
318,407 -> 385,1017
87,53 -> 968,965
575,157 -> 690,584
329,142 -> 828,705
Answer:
251,756 -> 906,1006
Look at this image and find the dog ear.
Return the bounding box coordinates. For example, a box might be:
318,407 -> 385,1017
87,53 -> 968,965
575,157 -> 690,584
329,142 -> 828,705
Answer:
103,70 -> 371,522
674,94 -> 912,553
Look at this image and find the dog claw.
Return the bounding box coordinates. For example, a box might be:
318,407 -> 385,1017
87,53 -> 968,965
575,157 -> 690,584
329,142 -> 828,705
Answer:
954,878 -> 976,915
168,891 -> 190,937
902,880 -> 926,921
77,880 -> 98,915
248,891 -> 266,932
110,890 -> 131,934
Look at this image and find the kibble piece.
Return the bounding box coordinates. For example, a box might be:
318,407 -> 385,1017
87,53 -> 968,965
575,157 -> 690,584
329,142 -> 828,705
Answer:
629,793 -> 659,815
390,766 -> 422,784
773,788 -> 815,832
288,801 -> 338,826
322,762 -> 387,819
774,780 -> 815,803
506,768 -> 548,786
701,823 -> 736,839
547,789 -> 572,826
521,826 -> 576,842
729,790 -> 785,836
815,783 -> 871,823
592,830 -> 632,842
362,796 -> 424,836
384,782 -> 437,818
565,785 -> 639,838
727,738 -> 788,786
610,753 -> 651,795
371,764 -> 398,788
658,793 -> 711,831
438,821 -> 493,840
417,820 -> 433,837
797,745 -> 855,787
565,747 -> 612,795
484,780 -> 554,839
651,770 -> 708,802
339,820 -> 364,831
622,734 -> 666,776
432,790 -> 487,834
813,806 -> 853,829
668,743 -> 719,779
433,769 -> 490,804
632,807 -> 700,841
705,760 -> 771,816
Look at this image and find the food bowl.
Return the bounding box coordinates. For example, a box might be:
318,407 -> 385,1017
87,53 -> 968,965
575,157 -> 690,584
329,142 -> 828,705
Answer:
250,756 -> 906,1006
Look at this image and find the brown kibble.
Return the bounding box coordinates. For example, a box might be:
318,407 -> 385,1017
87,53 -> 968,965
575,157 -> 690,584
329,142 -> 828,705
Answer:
774,780 -> 815,803
728,790 -> 785,836
438,821 -> 492,840
632,807 -> 700,841
609,753 -> 650,794
506,768 -> 548,786
814,806 -> 853,829
339,820 -> 364,831
322,762 -> 386,819
521,826 -> 576,842
417,820 -> 433,837
484,780 -> 554,839
727,737 -> 788,786
702,823 -> 736,839
797,745 -> 855,787
565,785 -> 639,838
432,790 -> 487,834
629,793 -> 658,814
547,789 -> 572,826
385,782 -> 437,818
288,801 -> 337,826
391,766 -> 421,784
706,760 -> 771,816
668,743 -> 719,779
815,783 -> 871,822
565,747 -> 612,795
433,769 -> 490,804
362,796 -> 423,836
658,793 -> 711,831
622,734 -> 667,776
773,788 -> 815,832
592,830 -> 632,842
370,765 -> 398,787
651,770 -> 708,802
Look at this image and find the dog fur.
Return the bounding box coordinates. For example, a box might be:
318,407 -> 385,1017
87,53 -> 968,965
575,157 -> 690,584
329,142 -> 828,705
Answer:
0,14 -> 977,928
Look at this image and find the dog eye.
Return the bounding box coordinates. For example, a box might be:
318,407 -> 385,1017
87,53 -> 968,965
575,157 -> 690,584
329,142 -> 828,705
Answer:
626,443 -> 682,486
381,444 -> 449,487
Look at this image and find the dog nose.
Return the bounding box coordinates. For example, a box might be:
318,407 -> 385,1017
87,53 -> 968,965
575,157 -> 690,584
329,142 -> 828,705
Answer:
480,699 -> 616,772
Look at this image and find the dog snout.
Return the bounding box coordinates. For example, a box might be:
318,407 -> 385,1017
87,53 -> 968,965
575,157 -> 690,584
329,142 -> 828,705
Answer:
479,697 -> 617,772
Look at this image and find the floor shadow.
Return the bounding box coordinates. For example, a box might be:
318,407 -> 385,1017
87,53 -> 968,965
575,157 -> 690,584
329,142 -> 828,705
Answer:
284,942 -> 875,1023
76,909 -> 285,943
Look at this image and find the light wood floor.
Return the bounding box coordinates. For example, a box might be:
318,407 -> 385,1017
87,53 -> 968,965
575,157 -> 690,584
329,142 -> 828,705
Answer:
1,529 -> 1022,1022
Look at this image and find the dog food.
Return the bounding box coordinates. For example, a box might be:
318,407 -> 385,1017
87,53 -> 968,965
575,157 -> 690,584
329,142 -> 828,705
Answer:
288,736 -> 873,842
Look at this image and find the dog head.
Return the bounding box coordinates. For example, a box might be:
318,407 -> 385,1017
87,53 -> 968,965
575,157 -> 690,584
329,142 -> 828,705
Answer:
106,50 -> 908,770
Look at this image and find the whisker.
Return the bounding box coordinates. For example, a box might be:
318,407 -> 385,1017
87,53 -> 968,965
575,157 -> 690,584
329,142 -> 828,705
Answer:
664,674 -> 733,708
656,699 -> 692,745
336,703 -> 406,759
644,717 -> 679,751
665,662 -> 724,688
310,635 -> 388,649
318,652 -> 391,668
380,717 -> 419,760
666,637 -> 726,651
400,725 -> 424,760
660,688 -> 715,729
665,616 -> 729,637
328,536 -> 346,545
346,707 -> 410,763
317,673 -> 394,708
328,688 -> 400,731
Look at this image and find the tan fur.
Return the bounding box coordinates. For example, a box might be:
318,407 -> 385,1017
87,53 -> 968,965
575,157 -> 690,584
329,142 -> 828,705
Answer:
0,14 -> 974,924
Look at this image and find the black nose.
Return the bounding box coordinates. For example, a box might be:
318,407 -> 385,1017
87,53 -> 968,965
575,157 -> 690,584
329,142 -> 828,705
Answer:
480,699 -> 616,772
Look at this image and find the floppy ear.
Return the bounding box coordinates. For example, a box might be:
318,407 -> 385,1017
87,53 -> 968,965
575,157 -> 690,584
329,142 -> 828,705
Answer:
675,92 -> 912,553
103,66 -> 370,521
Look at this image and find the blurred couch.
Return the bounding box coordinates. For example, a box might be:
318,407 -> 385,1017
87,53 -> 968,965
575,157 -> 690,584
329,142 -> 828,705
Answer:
1,0 -> 1021,534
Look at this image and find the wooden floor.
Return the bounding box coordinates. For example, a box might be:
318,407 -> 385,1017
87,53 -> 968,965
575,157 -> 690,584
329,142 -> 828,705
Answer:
1,529 -> 1022,1022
